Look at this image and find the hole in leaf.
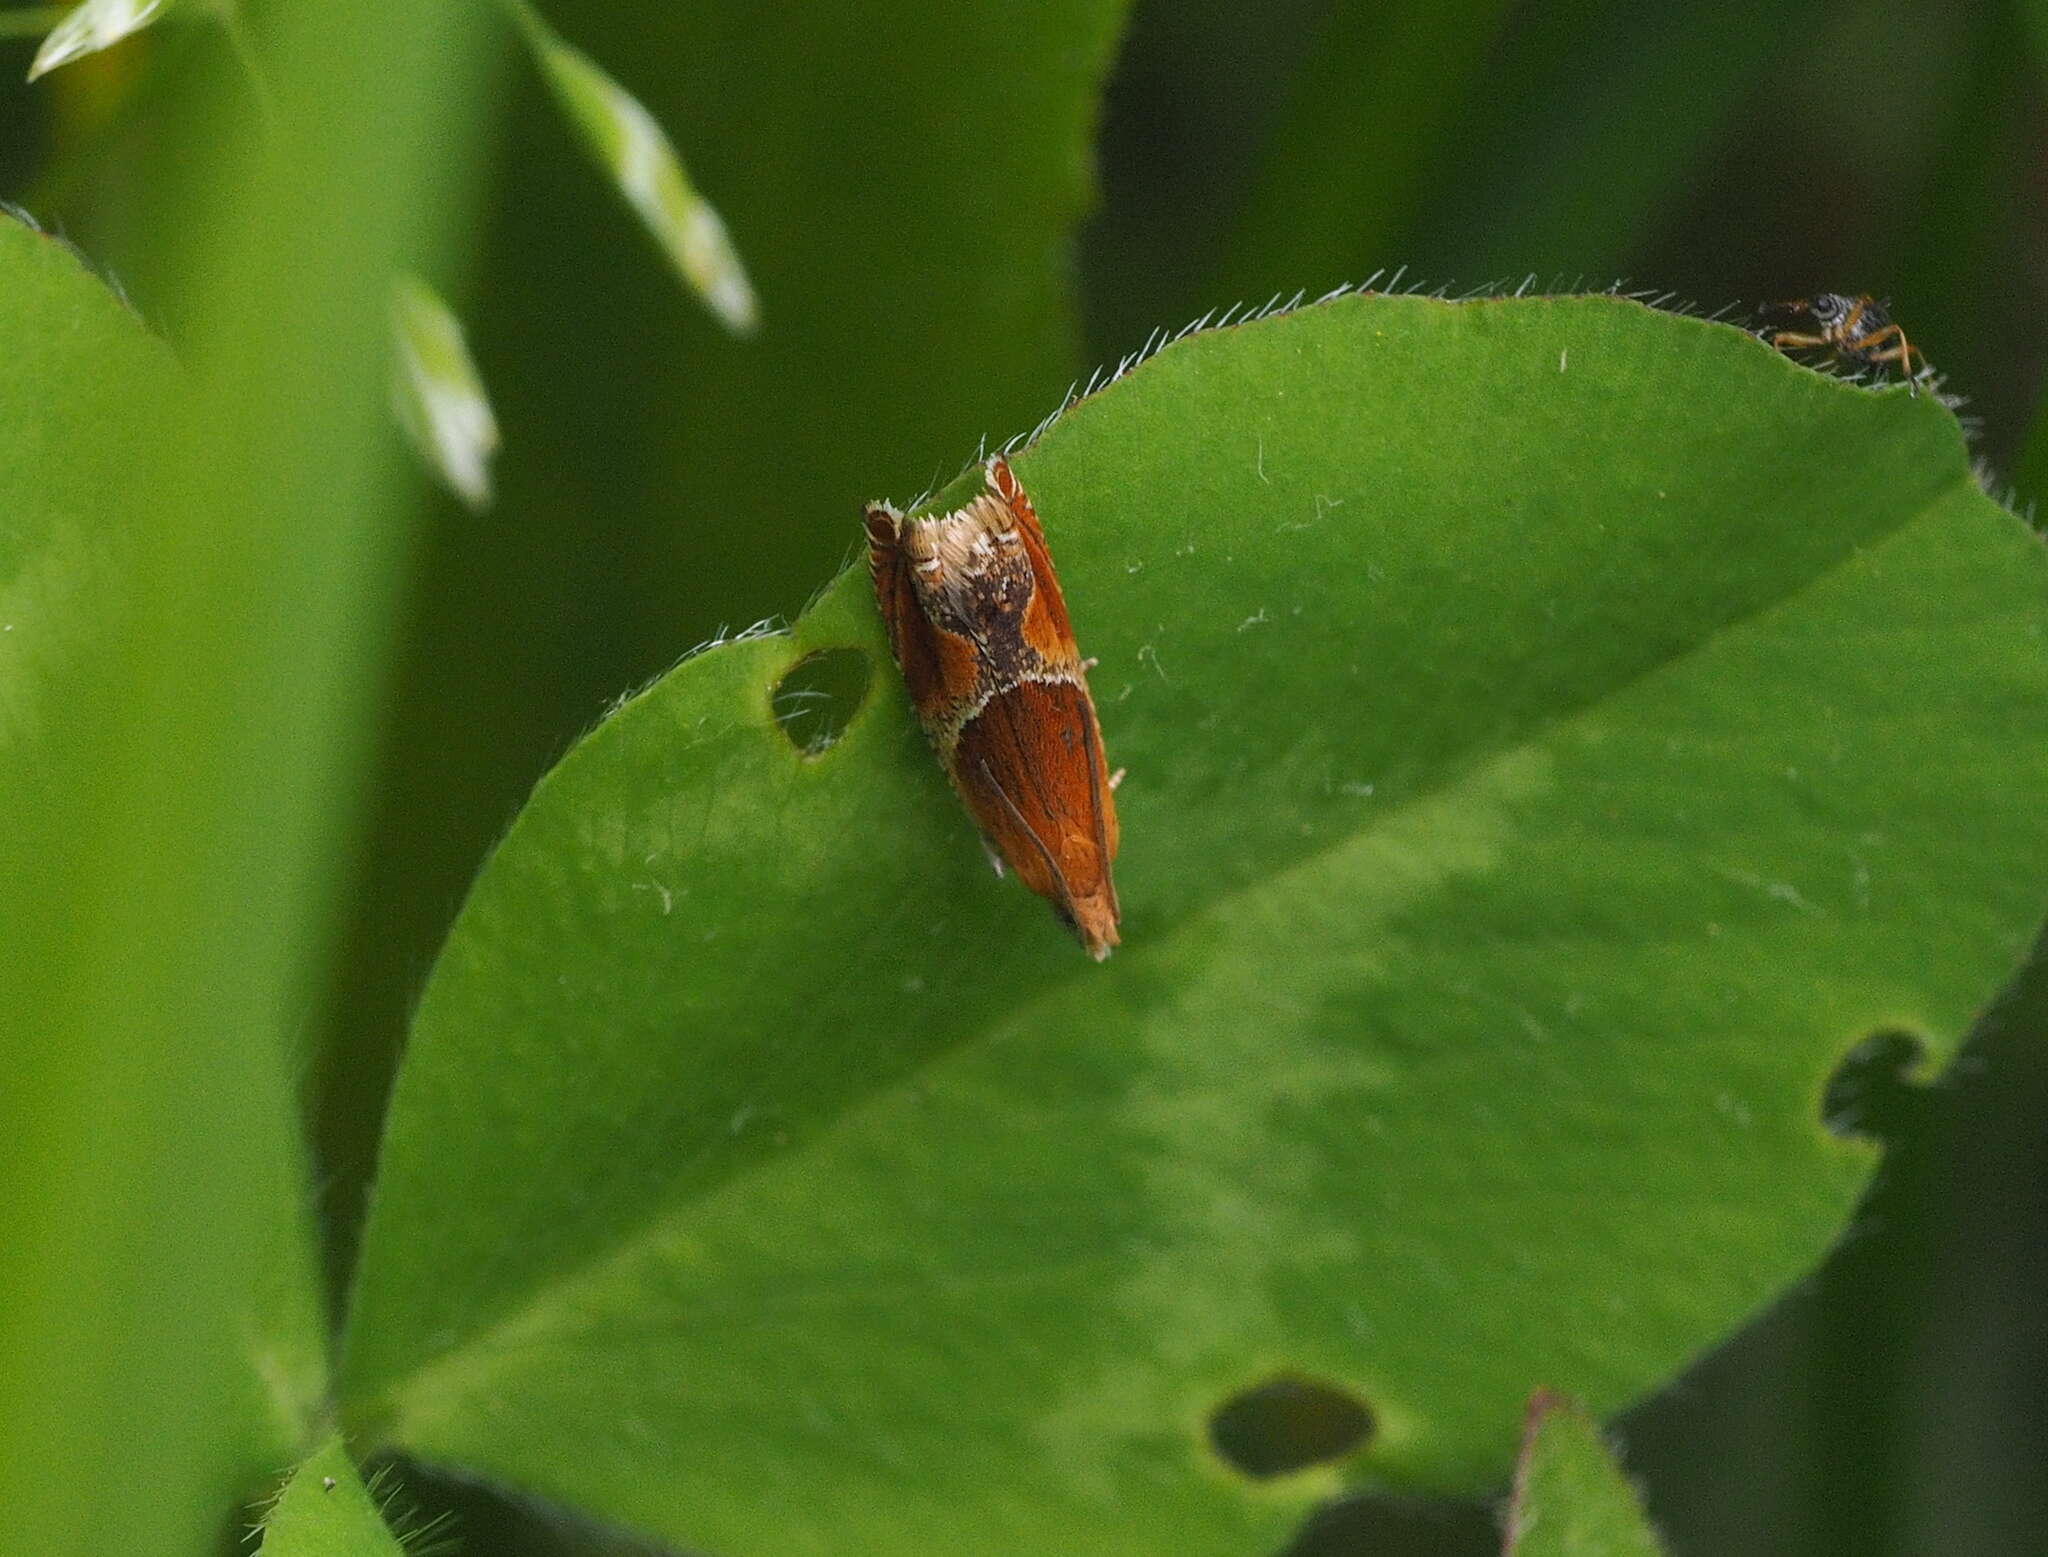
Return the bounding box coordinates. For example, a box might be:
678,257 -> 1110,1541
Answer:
1208,1375 -> 1375,1480
1822,1029 -> 1928,1140
772,648 -> 871,757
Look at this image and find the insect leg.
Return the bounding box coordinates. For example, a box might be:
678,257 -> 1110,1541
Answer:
1765,330 -> 1830,353
1856,325 -> 1922,393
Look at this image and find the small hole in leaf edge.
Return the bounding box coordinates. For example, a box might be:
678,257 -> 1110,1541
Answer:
772,648 -> 871,757
1822,1028 -> 1929,1140
1208,1374 -> 1375,1481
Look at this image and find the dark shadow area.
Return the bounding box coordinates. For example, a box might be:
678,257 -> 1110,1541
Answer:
1280,1489 -> 1498,1557
359,1455 -> 690,1557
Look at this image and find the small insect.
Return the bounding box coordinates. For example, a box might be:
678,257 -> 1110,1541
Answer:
865,457 -> 1122,959
1762,293 -> 1930,393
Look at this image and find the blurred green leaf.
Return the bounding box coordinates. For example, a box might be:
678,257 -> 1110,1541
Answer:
0,216 -> 170,779
1506,1394 -> 1665,1556
392,275 -> 499,511
256,1439 -> 407,1557
1413,0 -> 1826,282
509,0 -> 756,334
2018,391 -> 2048,520
2023,0 -> 2048,82
341,295 -> 2048,1555
0,8 -> 69,43
0,207 -> 321,1557
1872,0 -> 2036,465
1212,0 -> 1515,300
0,0 -> 502,1550
26,0 -> 169,80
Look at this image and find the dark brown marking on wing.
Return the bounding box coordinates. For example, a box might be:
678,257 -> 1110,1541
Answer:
993,459 -> 1079,655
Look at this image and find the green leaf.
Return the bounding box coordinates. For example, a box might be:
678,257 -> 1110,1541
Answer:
341,293 -> 2048,1555
0,0 -> 501,1550
27,0 -> 170,80
0,217 -> 171,785
509,0 -> 757,335
256,1439 -> 408,1557
0,209 -> 322,1557
391,275 -> 499,511
1505,1393 -> 1666,1557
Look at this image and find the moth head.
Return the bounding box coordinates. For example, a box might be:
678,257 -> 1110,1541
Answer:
863,502 -> 903,549
900,495 -> 1027,586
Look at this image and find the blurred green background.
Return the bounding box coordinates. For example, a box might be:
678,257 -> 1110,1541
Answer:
3,0 -> 2042,1553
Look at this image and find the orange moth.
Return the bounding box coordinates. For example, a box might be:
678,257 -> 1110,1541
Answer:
865,457 -> 1122,959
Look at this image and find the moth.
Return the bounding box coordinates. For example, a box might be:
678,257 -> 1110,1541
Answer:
865,457 -> 1122,959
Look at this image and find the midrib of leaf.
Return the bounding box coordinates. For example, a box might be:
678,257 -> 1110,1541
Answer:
360,448 -> 1973,1446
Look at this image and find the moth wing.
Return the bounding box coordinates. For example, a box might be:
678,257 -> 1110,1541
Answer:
865,506 -> 947,713
986,458 -> 1118,869
1083,698 -> 1121,866
989,459 -> 1078,647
